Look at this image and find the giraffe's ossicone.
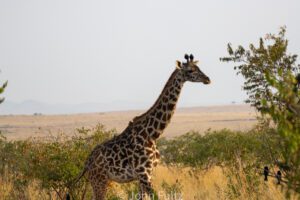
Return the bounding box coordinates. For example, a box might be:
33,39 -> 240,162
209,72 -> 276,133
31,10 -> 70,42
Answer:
77,54 -> 211,200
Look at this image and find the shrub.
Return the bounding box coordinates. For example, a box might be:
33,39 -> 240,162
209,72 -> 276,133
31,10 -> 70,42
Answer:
0,124 -> 115,200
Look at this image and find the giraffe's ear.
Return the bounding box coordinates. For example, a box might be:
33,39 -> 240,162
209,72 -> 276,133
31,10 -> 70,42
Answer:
176,60 -> 182,69
193,60 -> 199,65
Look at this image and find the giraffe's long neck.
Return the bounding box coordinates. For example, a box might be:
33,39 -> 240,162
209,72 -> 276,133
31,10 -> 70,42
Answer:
132,69 -> 185,139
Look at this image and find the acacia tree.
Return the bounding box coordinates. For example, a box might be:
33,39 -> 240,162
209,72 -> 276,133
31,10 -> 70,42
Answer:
221,27 -> 300,193
221,27 -> 299,111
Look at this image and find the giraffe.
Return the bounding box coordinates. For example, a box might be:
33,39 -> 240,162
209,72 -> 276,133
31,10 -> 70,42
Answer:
77,54 -> 211,200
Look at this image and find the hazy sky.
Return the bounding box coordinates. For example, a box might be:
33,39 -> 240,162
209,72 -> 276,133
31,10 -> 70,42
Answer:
0,0 -> 300,110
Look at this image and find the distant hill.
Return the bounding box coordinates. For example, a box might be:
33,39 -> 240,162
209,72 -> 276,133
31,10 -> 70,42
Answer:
0,100 -> 147,115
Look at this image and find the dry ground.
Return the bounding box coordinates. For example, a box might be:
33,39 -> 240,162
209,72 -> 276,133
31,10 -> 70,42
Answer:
0,104 -> 257,140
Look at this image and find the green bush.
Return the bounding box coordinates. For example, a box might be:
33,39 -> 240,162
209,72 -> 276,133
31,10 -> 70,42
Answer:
158,127 -> 280,169
0,124 -> 115,200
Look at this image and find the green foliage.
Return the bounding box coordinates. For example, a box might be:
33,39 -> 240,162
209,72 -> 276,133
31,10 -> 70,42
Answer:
220,27 -> 299,111
0,124 -> 115,200
0,80 -> 7,104
221,27 -> 300,194
158,127 -> 283,199
262,70 -> 300,193
158,128 -> 280,169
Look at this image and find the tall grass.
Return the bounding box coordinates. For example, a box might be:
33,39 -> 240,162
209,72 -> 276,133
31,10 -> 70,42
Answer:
0,124 -> 297,199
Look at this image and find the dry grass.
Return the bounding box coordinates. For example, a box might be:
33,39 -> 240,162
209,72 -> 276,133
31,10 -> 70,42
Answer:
86,165 -> 297,199
1,165 -> 292,200
1,104 -> 295,199
150,165 -> 292,200
152,165 -> 226,200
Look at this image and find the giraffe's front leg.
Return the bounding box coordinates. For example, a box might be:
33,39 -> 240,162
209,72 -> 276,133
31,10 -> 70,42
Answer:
137,173 -> 155,200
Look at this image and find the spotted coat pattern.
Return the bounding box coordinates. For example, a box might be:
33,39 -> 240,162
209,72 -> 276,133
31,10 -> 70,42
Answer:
80,55 -> 210,200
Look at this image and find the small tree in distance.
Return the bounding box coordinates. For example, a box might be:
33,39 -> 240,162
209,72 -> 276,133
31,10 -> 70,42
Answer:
0,79 -> 7,104
221,27 -> 300,194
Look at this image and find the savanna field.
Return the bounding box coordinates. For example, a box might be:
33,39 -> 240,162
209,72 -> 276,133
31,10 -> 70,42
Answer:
0,105 -> 298,199
1,8 -> 300,199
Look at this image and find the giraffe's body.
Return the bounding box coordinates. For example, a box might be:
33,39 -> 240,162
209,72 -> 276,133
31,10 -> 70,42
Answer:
80,54 -> 210,200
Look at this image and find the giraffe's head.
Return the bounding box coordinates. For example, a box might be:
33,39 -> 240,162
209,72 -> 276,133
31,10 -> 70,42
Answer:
176,54 -> 211,84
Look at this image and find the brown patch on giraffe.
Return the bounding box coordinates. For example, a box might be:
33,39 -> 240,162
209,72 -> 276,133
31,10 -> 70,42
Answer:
140,130 -> 147,139
167,113 -> 171,120
112,145 -> 118,153
122,159 -> 128,168
168,103 -> 175,110
159,122 -> 166,130
146,149 -> 153,155
134,156 -> 139,167
145,140 -> 153,148
157,104 -> 162,110
105,150 -> 111,157
162,105 -> 167,111
170,94 -> 176,100
145,161 -> 152,168
149,118 -> 155,126
136,136 -> 144,145
152,131 -> 160,139
155,111 -> 163,119
147,127 -> 153,134
153,120 -> 159,129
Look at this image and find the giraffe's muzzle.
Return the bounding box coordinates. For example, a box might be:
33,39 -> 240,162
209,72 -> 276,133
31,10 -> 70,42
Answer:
203,78 -> 211,84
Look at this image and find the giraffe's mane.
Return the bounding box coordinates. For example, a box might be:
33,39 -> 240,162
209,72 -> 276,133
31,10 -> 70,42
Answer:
131,68 -> 180,124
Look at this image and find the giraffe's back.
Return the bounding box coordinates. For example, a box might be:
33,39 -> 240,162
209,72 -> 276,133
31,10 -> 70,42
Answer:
86,133 -> 138,183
